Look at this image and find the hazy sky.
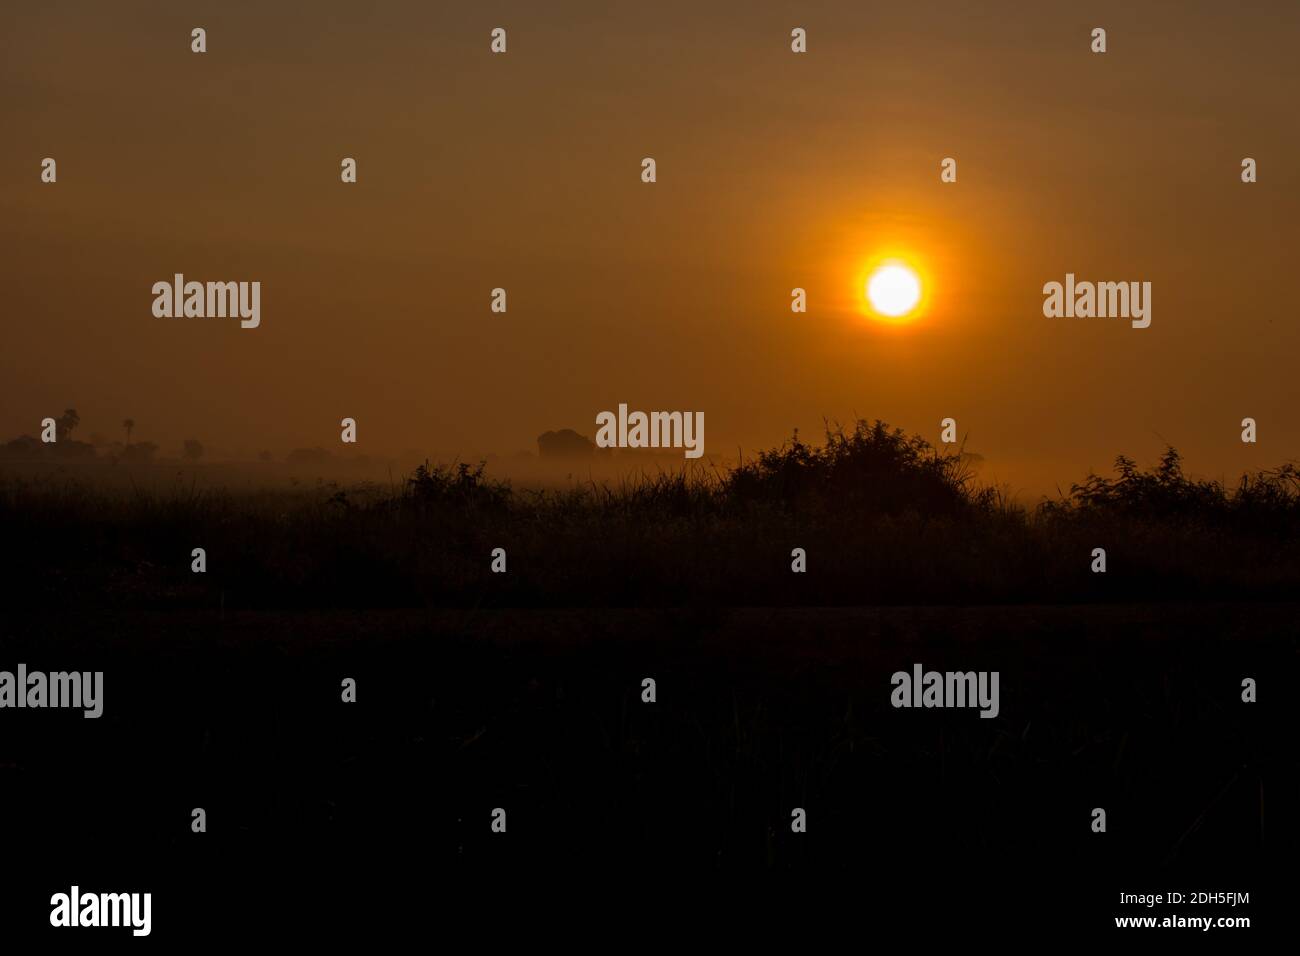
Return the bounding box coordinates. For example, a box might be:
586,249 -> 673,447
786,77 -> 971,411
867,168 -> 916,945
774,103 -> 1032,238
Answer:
3,1 -> 1297,495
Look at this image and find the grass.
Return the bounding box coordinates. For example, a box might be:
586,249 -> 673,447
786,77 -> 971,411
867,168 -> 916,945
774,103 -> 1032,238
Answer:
2,603 -> 1283,890
0,420 -> 1288,919
2,419 -> 1297,609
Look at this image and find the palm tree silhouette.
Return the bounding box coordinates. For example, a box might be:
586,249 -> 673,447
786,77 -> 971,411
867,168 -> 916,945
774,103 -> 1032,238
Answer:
123,418 -> 135,446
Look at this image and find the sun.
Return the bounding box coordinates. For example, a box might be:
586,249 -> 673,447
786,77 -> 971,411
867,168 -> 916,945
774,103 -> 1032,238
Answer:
866,262 -> 923,319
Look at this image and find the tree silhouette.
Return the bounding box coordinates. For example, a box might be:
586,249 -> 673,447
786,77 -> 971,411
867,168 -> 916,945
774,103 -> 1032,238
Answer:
56,408 -> 80,440
537,428 -> 595,458
122,418 -> 135,445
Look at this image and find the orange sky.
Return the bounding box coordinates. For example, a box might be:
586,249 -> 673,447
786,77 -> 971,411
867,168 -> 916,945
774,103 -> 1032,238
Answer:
2,1 -> 1298,496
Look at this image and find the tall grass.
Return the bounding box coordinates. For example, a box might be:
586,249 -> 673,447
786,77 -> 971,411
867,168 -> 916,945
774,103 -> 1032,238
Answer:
2,420 -> 1297,609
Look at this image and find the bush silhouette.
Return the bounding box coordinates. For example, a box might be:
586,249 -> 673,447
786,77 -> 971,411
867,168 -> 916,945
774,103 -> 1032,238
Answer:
724,420 -> 978,518
1045,446 -> 1300,535
406,460 -> 509,512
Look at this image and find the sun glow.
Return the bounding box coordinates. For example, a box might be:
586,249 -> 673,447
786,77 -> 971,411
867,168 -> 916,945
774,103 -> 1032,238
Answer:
866,262 -> 923,319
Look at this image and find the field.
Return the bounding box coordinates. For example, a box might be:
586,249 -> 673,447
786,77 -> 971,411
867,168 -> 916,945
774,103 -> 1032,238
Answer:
5,421 -> 1300,610
1,421 -> 1294,935
2,603 -> 1290,932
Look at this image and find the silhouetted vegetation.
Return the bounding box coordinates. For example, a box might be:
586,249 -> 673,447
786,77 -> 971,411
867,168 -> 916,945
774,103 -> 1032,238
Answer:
537,427 -> 596,459
2,421 -> 1286,909
1045,447 -> 1300,536
6,603 -> 1280,901
1,419 -> 1297,609
406,460 -> 510,512
56,408 -> 80,439
725,420 -> 986,518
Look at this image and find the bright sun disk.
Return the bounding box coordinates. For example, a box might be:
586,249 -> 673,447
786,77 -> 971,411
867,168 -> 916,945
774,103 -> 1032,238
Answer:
866,263 -> 922,318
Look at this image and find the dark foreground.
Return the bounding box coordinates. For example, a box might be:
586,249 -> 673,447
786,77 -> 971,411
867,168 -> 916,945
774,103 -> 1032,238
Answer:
0,603 -> 1293,941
